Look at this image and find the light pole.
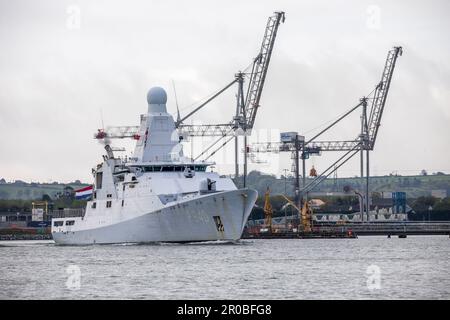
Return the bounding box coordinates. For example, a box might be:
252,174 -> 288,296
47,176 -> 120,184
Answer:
354,191 -> 364,223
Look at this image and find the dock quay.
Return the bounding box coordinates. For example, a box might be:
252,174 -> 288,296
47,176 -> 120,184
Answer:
243,222 -> 450,239
0,233 -> 52,241
339,222 -> 450,236
0,208 -> 84,241
0,224 -> 52,241
243,231 -> 357,239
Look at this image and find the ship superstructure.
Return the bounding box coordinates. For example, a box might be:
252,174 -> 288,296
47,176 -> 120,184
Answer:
51,87 -> 257,244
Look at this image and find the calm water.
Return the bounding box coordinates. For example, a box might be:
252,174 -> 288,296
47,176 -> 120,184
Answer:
0,236 -> 449,299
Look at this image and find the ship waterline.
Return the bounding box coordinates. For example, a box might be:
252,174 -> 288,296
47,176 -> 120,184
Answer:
52,189 -> 257,245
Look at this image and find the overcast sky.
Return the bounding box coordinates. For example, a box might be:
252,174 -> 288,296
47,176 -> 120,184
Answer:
0,0 -> 449,183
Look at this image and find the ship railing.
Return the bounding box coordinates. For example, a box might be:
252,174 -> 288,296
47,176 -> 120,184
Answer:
51,209 -> 86,219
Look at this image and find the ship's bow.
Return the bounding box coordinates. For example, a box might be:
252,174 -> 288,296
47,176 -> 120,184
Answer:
223,188 -> 258,240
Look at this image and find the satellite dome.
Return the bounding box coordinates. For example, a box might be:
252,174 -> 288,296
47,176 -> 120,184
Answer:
147,87 -> 167,105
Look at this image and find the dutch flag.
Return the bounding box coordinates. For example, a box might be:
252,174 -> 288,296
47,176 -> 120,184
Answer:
75,185 -> 93,200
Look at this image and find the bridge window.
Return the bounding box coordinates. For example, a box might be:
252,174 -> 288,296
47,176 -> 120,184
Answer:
53,221 -> 63,227
138,165 -> 207,172
66,220 -> 75,226
96,172 -> 103,189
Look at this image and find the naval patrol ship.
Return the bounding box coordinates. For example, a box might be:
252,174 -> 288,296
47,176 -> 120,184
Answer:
51,87 -> 257,244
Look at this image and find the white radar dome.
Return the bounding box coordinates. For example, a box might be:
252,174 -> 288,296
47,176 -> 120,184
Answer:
147,87 -> 167,105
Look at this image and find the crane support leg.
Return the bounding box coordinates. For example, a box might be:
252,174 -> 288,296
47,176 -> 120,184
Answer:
366,148 -> 370,223
244,135 -> 248,188
360,148 -> 364,222
294,135 -> 301,208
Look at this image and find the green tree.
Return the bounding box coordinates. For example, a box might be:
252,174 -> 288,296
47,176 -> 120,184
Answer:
433,197 -> 450,211
412,196 -> 438,211
372,192 -> 382,201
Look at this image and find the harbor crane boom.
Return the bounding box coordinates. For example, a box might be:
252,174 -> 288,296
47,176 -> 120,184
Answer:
242,11 -> 285,132
367,46 -> 403,149
94,126 -> 140,140
176,11 -> 285,139
248,46 -> 403,155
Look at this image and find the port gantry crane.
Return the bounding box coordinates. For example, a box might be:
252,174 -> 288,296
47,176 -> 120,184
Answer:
280,194 -> 312,233
94,11 -> 285,189
263,188 -> 274,232
248,46 -> 403,221
176,11 -> 285,188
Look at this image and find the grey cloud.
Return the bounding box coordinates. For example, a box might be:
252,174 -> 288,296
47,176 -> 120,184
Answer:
0,0 -> 449,182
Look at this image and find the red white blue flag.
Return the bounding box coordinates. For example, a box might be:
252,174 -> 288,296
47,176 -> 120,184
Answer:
75,185 -> 93,200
